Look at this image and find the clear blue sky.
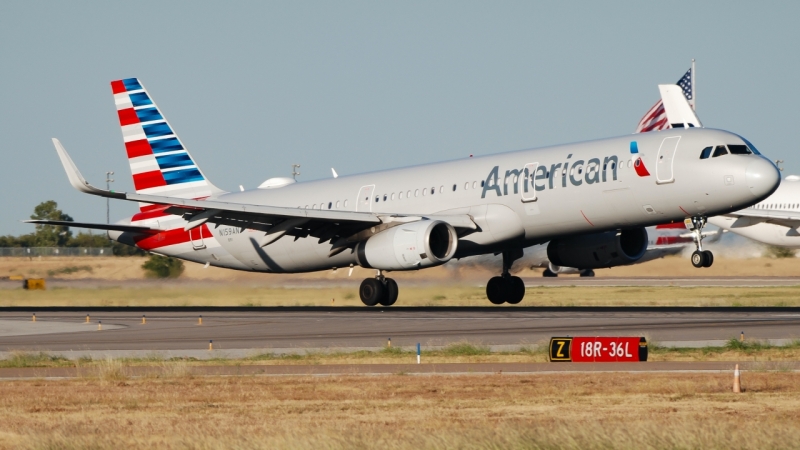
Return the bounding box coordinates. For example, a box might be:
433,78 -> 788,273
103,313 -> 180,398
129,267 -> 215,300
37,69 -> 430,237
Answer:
1,2 -> 797,235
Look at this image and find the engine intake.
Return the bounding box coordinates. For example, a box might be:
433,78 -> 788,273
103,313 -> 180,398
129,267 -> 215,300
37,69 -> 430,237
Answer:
547,228 -> 648,269
355,220 -> 458,270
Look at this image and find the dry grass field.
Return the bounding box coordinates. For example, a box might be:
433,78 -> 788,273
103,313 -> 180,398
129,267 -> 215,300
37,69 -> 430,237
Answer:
2,254 -> 799,282
2,255 -> 800,307
4,284 -> 800,307
0,372 -> 798,449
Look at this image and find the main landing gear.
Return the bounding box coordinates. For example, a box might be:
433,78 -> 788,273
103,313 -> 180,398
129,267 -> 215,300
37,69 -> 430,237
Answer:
486,249 -> 526,305
688,216 -> 714,268
359,271 -> 398,306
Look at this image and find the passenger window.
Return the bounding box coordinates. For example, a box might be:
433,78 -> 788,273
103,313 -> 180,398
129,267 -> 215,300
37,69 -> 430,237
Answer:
383,194 -> 387,201
422,188 -> 427,196
415,189 -> 419,197
312,204 -> 316,209
472,181 -> 477,189
481,180 -> 485,187
452,184 -> 457,192
728,144 -> 751,155
431,187 -> 435,195
344,199 -> 348,208
712,146 -> 728,157
464,182 -> 469,190
391,193 -> 395,200
699,147 -> 712,159
399,192 -> 403,199
336,201 -> 340,208
408,190 -> 412,198
328,202 -> 332,209
375,196 -> 379,202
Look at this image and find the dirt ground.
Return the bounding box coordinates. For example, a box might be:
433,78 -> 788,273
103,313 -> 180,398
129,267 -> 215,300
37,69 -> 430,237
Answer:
1,254 -> 799,282
0,372 -> 797,449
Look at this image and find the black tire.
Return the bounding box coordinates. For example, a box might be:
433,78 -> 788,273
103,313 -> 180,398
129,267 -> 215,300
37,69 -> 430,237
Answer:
506,276 -> 525,304
486,276 -> 506,305
703,250 -> 714,268
579,269 -> 595,277
379,278 -> 399,306
359,278 -> 384,306
691,250 -> 704,268
542,269 -> 558,277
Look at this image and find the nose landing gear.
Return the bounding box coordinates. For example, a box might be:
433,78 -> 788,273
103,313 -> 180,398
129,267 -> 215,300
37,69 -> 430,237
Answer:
359,271 -> 399,306
486,249 -> 526,305
688,216 -> 714,268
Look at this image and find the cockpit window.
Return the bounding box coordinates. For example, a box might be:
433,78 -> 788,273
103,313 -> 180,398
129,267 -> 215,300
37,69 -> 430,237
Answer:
699,147 -> 712,159
712,145 -> 728,157
735,135 -> 762,155
728,144 -> 752,155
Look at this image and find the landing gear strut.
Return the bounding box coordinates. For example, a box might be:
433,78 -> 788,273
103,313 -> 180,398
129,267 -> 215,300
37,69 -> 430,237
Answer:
688,216 -> 714,268
486,249 -> 526,305
359,271 -> 399,306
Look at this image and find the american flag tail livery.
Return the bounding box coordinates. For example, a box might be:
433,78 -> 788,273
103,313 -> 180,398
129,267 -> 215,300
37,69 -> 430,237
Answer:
111,78 -> 223,206
634,67 -> 693,133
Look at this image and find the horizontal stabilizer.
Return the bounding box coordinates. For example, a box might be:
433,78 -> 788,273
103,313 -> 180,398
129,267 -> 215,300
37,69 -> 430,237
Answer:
658,84 -> 702,129
24,220 -> 162,234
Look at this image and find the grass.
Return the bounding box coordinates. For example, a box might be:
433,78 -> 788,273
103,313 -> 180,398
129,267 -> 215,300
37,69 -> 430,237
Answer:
0,373 -> 799,449
5,285 -> 800,307
3,340 -> 800,369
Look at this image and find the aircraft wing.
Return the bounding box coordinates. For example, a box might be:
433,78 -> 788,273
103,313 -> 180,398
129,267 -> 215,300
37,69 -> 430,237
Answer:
715,209 -> 800,229
24,220 -> 163,234
50,139 -> 477,248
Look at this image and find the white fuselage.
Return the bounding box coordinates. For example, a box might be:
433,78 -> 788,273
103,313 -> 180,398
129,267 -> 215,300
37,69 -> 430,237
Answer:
113,128 -> 779,272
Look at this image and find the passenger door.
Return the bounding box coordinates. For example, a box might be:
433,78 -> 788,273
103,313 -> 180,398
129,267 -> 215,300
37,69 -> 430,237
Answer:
656,136 -> 681,184
356,185 -> 375,212
519,162 -> 539,203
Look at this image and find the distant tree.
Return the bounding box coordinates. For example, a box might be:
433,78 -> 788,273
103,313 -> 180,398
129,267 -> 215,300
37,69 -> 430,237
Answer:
67,231 -> 111,248
765,245 -> 796,258
30,200 -> 73,246
142,254 -> 184,278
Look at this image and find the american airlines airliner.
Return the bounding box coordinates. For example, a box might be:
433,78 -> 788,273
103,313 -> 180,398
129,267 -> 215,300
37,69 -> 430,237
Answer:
28,78 -> 780,306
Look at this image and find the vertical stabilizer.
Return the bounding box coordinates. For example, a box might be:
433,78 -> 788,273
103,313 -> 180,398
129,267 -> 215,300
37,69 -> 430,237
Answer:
110,78 -> 223,207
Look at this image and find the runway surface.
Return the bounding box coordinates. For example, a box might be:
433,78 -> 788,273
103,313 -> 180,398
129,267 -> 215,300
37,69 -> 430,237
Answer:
1,308 -> 799,356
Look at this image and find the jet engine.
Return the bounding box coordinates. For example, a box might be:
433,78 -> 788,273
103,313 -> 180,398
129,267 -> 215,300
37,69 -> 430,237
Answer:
547,228 -> 648,269
355,220 -> 458,270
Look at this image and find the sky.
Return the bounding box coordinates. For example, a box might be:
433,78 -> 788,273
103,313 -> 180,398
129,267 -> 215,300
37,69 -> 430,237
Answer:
1,2 -> 798,235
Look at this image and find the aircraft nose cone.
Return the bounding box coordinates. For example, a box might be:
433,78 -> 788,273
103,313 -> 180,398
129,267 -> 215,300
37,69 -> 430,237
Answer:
745,157 -> 781,198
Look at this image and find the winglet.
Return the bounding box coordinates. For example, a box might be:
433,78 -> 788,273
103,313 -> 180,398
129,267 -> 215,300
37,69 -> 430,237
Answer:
658,84 -> 702,129
51,138 -> 125,199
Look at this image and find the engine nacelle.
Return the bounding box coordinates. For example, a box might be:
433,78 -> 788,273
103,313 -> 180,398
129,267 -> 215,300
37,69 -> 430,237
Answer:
355,220 -> 458,270
547,228 -> 648,269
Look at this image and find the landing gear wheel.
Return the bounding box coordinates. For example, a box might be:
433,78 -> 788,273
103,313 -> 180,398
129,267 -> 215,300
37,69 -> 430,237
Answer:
359,278 -> 384,306
506,276 -> 525,305
579,269 -> 595,278
542,269 -> 558,277
702,250 -> 714,268
379,278 -> 399,306
486,276 -> 506,305
691,250 -> 705,268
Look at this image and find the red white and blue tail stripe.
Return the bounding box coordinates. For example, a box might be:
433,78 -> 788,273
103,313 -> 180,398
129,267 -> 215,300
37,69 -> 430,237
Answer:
111,78 -> 221,201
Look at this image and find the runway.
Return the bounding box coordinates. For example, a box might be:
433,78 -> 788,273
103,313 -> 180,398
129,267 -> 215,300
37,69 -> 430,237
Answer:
1,307 -> 798,356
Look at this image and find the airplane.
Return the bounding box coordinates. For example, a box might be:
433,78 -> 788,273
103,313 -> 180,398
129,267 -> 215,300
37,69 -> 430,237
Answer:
708,174 -> 800,248
27,78 -> 780,306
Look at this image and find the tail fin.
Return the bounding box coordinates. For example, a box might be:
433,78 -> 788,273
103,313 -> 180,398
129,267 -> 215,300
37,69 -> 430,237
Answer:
111,78 -> 223,204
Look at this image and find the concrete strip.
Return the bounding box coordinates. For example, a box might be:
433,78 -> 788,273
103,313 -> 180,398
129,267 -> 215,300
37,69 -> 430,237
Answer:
0,319 -> 123,337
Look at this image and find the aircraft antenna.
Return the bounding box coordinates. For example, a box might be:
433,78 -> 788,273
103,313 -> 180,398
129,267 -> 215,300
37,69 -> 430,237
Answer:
292,164 -> 301,180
